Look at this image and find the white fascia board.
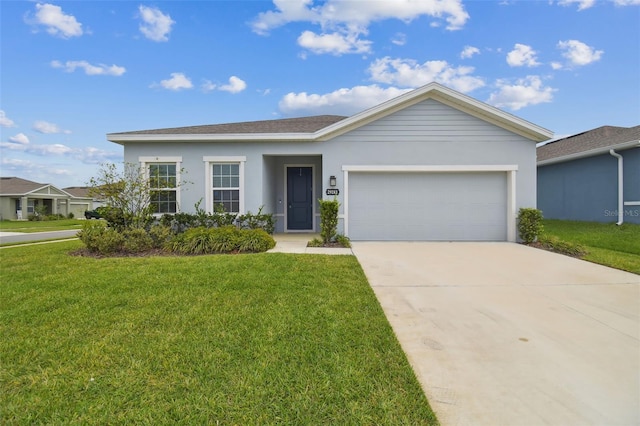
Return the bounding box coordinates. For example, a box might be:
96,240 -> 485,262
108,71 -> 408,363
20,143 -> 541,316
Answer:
108,132 -> 315,144
342,165 -> 518,172
537,140 -> 640,166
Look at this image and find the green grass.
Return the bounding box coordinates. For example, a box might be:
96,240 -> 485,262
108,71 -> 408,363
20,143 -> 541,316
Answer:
542,219 -> 640,274
0,219 -> 85,233
0,241 -> 437,425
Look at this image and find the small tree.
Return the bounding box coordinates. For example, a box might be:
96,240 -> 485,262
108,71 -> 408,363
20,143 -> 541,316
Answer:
319,198 -> 339,244
517,208 -> 544,244
88,162 -> 156,230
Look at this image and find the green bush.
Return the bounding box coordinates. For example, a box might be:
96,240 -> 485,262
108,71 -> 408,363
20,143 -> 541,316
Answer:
78,221 -> 124,255
67,212 -> 74,219
518,208 -> 544,244
122,228 -> 154,253
237,229 -> 276,253
307,237 -> 323,247
237,206 -> 275,234
319,198 -> 339,244
538,234 -> 587,257
210,226 -> 241,253
335,234 -> 351,248
149,224 -> 173,249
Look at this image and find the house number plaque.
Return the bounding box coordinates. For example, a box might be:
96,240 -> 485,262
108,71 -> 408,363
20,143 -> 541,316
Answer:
326,188 -> 340,196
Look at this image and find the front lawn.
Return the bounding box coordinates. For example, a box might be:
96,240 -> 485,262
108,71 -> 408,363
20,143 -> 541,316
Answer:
0,219 -> 84,233
542,220 -> 640,274
0,241 -> 437,424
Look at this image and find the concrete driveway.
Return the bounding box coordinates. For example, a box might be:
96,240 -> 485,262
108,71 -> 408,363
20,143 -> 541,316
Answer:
352,242 -> 640,426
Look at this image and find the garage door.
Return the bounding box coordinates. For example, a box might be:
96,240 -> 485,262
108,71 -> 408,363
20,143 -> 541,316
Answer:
348,172 -> 507,241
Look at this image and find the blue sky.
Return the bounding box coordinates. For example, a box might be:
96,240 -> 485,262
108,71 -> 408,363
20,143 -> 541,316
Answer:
1,0 -> 639,188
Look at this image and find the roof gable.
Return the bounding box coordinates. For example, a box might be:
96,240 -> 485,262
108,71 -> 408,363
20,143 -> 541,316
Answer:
537,125 -> 640,165
107,83 -> 553,144
0,176 -> 74,197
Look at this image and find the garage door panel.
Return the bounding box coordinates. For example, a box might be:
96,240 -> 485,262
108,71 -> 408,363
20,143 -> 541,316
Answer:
349,172 -> 506,241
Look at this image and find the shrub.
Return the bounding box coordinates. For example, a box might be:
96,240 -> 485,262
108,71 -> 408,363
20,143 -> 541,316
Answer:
307,237 -> 323,247
518,208 -> 544,244
210,226 -> 241,253
237,229 -> 276,253
149,224 -> 173,249
67,212 -> 74,219
538,234 -> 587,257
78,221 -> 124,255
237,206 -> 275,234
319,198 -> 339,244
122,228 -> 154,253
169,227 -> 215,255
335,234 -> 351,248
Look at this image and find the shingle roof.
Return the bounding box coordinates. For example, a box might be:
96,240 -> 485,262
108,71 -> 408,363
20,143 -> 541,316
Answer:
537,125 -> 640,162
110,115 -> 349,135
63,186 -> 91,198
0,177 -> 47,195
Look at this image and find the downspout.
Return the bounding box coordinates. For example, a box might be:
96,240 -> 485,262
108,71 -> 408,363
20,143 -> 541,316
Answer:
609,149 -> 623,226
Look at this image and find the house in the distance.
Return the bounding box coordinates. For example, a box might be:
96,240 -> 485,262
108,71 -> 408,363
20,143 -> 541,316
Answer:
537,125 -> 640,224
0,177 -> 94,220
107,82 -> 552,241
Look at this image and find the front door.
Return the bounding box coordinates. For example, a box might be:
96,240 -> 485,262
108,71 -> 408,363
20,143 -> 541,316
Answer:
287,166 -> 313,230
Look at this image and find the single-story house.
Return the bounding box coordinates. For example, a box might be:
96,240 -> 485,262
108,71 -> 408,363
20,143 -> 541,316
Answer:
63,186 -> 105,210
0,177 -> 94,220
537,125 -> 640,224
107,82 -> 552,241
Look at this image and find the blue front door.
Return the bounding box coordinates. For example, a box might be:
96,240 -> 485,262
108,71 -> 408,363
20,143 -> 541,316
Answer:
287,166 -> 313,230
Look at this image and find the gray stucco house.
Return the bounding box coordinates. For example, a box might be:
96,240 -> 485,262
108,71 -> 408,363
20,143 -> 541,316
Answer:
107,83 -> 552,241
537,125 -> 640,224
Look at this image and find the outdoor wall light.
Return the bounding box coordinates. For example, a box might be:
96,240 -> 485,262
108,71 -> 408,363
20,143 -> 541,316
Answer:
329,175 -> 337,187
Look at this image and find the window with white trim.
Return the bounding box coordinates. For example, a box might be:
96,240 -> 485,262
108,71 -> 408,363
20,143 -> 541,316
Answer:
139,156 -> 182,214
203,156 -> 245,214
213,163 -> 240,213
149,163 -> 177,213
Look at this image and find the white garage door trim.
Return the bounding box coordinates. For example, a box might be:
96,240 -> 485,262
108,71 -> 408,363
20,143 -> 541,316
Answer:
342,165 -> 518,242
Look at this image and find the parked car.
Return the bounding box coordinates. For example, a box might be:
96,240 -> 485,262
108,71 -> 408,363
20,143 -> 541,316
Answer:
84,210 -> 101,219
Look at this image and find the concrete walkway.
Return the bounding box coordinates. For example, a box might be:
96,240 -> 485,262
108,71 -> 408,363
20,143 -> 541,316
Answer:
352,242 -> 640,426
269,233 -> 353,255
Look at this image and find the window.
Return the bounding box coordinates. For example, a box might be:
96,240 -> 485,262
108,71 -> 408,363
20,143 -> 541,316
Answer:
149,163 -> 177,213
213,163 -> 240,213
203,156 -> 245,214
139,156 -> 182,214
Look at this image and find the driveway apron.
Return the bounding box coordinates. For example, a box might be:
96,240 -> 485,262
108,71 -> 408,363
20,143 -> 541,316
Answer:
352,242 -> 640,426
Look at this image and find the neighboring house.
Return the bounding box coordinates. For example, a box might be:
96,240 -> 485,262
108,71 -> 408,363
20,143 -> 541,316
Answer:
537,125 -> 640,224
63,186 -> 105,210
0,177 -> 94,220
107,82 -> 552,241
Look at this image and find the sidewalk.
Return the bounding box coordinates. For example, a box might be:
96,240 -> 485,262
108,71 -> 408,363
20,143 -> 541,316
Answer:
270,233 -> 353,255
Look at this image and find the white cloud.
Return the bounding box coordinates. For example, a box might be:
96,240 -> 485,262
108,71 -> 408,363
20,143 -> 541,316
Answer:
0,110 -> 16,127
279,85 -> 411,116
550,62 -> 563,70
8,133 -> 30,145
138,5 -> 175,42
0,140 -> 121,164
613,0 -> 640,4
33,121 -> 71,134
391,33 -> 407,46
487,76 -> 556,110
201,80 -> 217,93
460,45 -> 480,59
253,0 -> 469,33
219,76 -> 247,94
556,0 -> 596,10
297,30 -> 372,55
51,60 -> 126,76
557,39 -> 603,67
368,57 -> 485,93
252,0 -> 469,55
506,43 -> 540,67
156,73 -> 193,91
30,3 -> 83,38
